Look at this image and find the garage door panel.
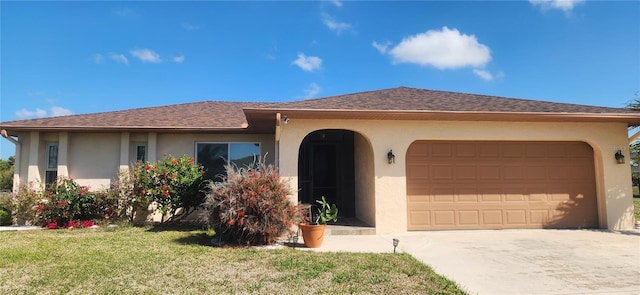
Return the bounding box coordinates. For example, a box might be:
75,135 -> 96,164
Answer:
529,210 -> 550,224
505,210 -> 527,225
455,165 -> 477,179
483,210 -> 503,224
479,166 -> 501,180
459,210 -> 480,225
407,141 -> 598,230
434,211 -> 455,225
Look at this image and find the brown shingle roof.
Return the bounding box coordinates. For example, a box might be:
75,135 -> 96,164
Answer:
1,87 -> 639,133
0,101 -> 275,131
275,87 -> 630,113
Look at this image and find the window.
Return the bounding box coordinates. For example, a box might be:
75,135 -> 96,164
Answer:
196,143 -> 260,182
45,144 -> 58,186
136,145 -> 146,162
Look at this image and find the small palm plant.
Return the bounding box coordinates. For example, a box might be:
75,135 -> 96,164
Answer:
315,196 -> 338,224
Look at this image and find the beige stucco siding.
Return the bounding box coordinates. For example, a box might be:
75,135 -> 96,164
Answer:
68,133 -> 120,189
278,119 -> 634,233
155,133 -> 275,164
11,131 -> 276,191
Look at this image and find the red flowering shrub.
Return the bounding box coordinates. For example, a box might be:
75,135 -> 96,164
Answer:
36,177 -> 122,228
202,161 -> 299,245
133,155 -> 205,222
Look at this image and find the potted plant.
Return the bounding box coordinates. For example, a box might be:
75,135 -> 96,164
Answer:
299,196 -> 338,248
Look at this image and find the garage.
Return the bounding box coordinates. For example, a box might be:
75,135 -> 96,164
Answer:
406,141 -> 598,230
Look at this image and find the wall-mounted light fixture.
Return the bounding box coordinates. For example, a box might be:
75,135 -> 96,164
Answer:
387,150 -> 395,164
615,150 -> 625,164
283,116 -> 289,124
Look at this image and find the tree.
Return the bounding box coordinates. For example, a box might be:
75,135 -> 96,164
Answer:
0,157 -> 14,190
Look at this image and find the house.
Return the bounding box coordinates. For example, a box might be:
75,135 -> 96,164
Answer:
2,87 -> 640,233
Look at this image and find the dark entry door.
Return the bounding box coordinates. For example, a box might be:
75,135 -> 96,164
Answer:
298,130 -> 355,218
311,143 -> 338,207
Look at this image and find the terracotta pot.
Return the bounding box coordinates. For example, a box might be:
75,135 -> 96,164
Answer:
300,223 -> 326,248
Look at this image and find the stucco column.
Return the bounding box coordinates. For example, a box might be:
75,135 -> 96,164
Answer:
119,132 -> 130,171
12,140 -> 21,192
57,132 -> 69,177
373,139 -> 412,234
600,145 -> 635,230
27,132 -> 40,183
148,133 -> 157,162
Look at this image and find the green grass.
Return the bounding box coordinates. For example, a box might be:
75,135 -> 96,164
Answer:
0,225 -> 466,294
634,197 -> 640,221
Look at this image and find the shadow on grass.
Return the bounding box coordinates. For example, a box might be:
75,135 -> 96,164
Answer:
145,222 -> 206,233
173,232 -> 214,246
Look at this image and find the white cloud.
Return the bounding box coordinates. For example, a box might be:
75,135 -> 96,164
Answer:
173,55 -> 185,63
93,54 -> 104,64
14,106 -> 73,120
329,0 -> 343,8
321,13 -> 352,35
50,106 -> 73,117
303,83 -> 321,99
372,41 -> 391,54
292,53 -> 322,72
130,48 -> 162,63
473,69 -> 494,81
388,26 -> 491,69
529,0 -> 585,12
15,108 -> 47,119
183,23 -> 200,30
109,53 -> 129,65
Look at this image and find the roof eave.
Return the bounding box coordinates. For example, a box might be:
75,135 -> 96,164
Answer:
243,108 -> 640,124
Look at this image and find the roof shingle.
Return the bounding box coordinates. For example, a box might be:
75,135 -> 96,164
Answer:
1,87 -> 638,132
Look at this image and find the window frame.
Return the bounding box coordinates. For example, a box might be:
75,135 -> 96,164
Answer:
45,143 -> 59,185
195,142 -> 261,181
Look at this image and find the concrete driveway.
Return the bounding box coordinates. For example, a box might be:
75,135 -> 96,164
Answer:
311,229 -> 640,295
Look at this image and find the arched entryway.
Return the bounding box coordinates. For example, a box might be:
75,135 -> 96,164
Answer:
298,129 -> 375,225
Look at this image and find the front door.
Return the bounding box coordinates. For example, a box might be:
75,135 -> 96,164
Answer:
298,130 -> 355,218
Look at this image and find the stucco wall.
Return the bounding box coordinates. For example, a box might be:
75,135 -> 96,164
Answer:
354,132 -> 376,227
69,133 -> 120,189
156,133 -> 275,164
12,131 -> 276,191
278,119 -> 634,233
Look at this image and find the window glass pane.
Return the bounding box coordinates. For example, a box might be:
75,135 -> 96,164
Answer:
136,145 -> 146,162
230,143 -> 260,168
45,171 -> 58,186
197,143 -> 228,182
48,145 -> 58,169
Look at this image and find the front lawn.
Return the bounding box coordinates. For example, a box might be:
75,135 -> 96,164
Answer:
0,225 -> 466,294
634,197 -> 640,221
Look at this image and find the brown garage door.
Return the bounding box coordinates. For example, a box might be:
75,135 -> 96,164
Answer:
406,141 -> 598,230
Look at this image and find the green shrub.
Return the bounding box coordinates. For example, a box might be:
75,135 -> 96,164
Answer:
202,160 -> 298,245
0,206 -> 11,225
37,177 -> 125,228
10,182 -> 43,225
133,155 -> 205,222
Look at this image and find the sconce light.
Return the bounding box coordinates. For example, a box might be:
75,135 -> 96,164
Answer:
387,150 -> 395,164
392,238 -> 399,253
615,150 -> 625,164
283,116 -> 289,124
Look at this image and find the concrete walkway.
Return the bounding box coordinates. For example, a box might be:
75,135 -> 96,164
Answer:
306,229 -> 640,295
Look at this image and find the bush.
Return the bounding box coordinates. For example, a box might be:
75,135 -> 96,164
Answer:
0,206 -> 11,225
133,155 -> 205,222
202,160 -> 299,245
36,177 -> 124,228
10,182 -> 43,225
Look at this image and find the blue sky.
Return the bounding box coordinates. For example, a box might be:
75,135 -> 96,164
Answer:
1,0 -> 639,159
